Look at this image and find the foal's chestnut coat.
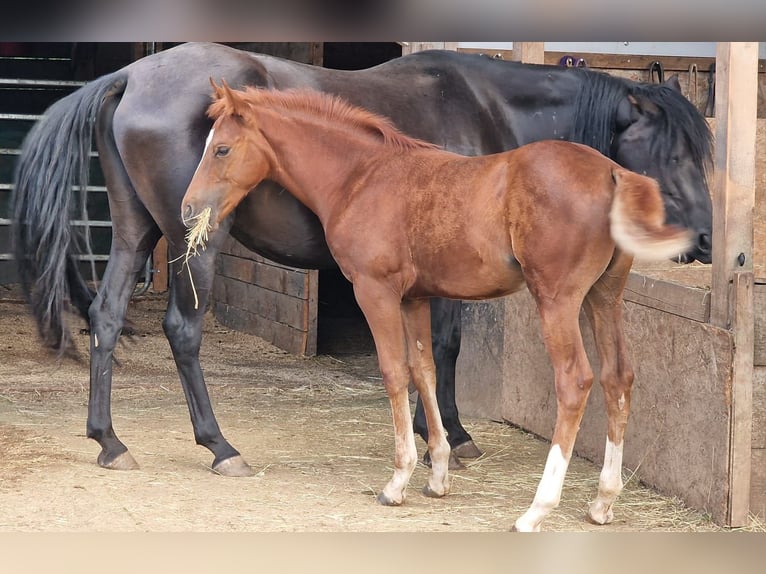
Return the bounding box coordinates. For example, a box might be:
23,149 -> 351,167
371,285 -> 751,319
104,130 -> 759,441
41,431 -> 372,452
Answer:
182,83 -> 690,531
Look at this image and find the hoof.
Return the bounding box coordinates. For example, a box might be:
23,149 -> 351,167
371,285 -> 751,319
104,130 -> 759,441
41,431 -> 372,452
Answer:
422,484 -> 448,499
452,440 -> 483,459
423,450 -> 465,470
376,492 -> 403,506
212,455 -> 254,477
587,501 -> 615,525
98,450 -> 139,471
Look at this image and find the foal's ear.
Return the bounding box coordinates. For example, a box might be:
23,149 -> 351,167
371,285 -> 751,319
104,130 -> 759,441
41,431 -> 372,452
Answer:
209,79 -> 249,117
209,77 -> 226,101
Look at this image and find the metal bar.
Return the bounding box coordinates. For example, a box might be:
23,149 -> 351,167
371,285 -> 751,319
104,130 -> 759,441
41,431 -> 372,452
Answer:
0,113 -> 43,120
0,218 -> 112,227
0,78 -> 86,87
0,184 -> 107,192
0,253 -> 110,261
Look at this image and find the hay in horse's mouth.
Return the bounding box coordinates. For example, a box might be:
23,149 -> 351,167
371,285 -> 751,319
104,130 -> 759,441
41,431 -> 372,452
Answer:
180,207 -> 212,310
184,206 -> 212,257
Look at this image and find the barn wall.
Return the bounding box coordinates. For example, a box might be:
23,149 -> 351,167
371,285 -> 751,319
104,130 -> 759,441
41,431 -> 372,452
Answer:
456,292 -> 735,524
212,236 -> 318,356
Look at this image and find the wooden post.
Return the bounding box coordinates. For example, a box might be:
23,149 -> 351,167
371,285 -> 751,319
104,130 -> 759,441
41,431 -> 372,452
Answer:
511,42 -> 545,64
709,42 -> 758,526
711,42 -> 758,326
151,237 -> 168,293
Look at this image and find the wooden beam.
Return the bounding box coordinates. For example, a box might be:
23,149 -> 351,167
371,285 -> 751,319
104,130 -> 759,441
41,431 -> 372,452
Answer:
510,42 -> 545,64
711,42 -> 758,328
729,271 -> 754,526
151,236 -> 168,293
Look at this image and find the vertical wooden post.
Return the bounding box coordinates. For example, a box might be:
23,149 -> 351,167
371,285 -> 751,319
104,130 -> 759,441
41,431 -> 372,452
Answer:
709,42 -> 758,526
151,237 -> 168,293
511,42 -> 545,64
711,42 -> 758,325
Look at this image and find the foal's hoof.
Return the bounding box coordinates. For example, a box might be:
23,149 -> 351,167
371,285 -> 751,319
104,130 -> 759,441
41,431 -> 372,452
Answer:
98,450 -> 139,471
422,484 -> 448,499
212,455 -> 254,477
452,440 -> 483,459
376,492 -> 403,506
586,501 -> 615,525
423,450 -> 465,470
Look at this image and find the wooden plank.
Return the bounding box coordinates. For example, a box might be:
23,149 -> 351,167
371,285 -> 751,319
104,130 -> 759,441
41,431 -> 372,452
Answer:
458,47 -> 766,73
751,448 -> 766,520
624,272 -> 710,323
752,366 -> 766,448
303,269 -> 319,356
711,43 -> 758,329
753,284 -> 766,366
728,271 -> 754,526
510,43 -> 544,64
212,301 -> 305,356
151,236 -> 168,293
216,253 -> 308,299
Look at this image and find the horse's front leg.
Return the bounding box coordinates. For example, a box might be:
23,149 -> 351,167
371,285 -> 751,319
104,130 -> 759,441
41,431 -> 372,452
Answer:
402,298 -> 451,497
513,297 -> 594,532
164,229 -> 252,477
414,297 -> 482,470
352,278 -> 420,505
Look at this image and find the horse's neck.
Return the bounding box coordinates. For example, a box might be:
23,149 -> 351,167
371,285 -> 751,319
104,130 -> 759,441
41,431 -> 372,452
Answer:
257,108 -> 379,224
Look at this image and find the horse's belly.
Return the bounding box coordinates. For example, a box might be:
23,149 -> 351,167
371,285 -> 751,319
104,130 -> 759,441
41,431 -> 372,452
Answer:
408,254 -> 525,300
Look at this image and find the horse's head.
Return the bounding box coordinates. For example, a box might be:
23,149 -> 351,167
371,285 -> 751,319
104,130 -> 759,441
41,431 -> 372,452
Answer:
610,80 -> 713,263
182,79 -> 273,237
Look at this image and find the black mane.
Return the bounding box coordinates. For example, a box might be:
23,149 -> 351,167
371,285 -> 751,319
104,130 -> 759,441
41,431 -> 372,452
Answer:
571,68 -> 713,181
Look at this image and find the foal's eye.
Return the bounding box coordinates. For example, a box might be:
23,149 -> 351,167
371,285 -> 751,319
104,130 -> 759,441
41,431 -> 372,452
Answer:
214,146 -> 230,157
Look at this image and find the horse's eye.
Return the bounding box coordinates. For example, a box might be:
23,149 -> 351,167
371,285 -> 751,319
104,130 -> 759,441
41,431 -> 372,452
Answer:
215,146 -> 230,157
671,155 -> 679,164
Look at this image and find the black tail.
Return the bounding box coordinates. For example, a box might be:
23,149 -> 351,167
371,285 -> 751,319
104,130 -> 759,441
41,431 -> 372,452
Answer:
11,72 -> 127,354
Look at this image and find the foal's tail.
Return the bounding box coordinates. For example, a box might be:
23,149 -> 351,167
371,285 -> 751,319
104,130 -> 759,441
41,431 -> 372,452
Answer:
609,168 -> 693,261
12,71 -> 128,354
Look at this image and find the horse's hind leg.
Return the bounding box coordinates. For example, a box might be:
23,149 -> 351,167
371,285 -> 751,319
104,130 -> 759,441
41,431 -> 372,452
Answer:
162,241 -> 252,477
87,209 -> 161,470
582,252 -> 635,525
401,299 -> 451,498
513,297 -> 594,532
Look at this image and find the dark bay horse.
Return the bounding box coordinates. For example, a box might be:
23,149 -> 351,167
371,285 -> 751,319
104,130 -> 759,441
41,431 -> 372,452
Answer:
181,84 -> 691,531
12,42 -> 713,476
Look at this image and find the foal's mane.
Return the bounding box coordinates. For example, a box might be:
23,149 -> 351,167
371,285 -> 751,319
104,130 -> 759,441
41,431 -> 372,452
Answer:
209,87 -> 439,151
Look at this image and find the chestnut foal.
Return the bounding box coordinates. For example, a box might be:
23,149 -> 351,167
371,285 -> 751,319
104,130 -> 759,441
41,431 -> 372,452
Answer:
181,82 -> 690,531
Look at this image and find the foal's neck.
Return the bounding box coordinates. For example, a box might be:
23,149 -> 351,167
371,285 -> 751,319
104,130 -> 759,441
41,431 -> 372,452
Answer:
256,107 -> 387,224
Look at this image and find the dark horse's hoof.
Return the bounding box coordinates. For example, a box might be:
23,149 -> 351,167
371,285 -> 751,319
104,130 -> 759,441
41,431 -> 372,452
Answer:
98,450 -> 139,471
212,455 -> 254,477
422,450 -> 465,470
452,440 -> 483,459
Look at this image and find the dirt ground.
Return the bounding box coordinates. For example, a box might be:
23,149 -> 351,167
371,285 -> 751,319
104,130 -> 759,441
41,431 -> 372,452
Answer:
0,287 -> 737,532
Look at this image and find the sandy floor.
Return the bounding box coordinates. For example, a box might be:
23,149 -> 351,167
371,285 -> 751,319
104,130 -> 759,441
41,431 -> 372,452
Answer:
0,289 -> 732,531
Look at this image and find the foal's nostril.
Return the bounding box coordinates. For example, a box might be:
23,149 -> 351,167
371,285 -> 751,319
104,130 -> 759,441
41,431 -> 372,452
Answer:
698,232 -> 712,252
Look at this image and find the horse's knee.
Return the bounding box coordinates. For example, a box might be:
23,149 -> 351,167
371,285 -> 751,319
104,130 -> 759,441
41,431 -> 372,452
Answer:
162,310 -> 202,356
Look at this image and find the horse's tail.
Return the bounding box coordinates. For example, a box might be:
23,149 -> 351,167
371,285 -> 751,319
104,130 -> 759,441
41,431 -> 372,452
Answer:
12,71 -> 128,354
609,168 -> 693,261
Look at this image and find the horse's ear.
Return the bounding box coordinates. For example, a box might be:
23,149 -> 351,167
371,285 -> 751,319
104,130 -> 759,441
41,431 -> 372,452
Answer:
209,77 -> 226,101
218,79 -> 248,116
616,94 -> 660,129
663,74 -> 683,93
